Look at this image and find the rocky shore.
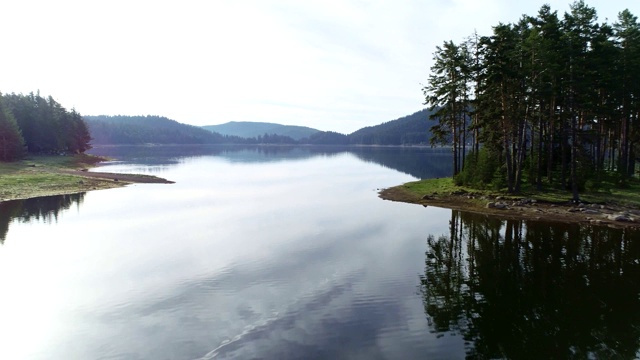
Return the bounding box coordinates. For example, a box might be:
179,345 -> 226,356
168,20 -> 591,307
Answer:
379,185 -> 640,229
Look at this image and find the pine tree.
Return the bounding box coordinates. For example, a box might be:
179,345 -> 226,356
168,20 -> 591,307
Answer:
0,94 -> 25,161
424,40 -> 471,176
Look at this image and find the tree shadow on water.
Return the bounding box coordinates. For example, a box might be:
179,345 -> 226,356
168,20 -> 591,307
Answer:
0,193 -> 85,244
420,210 -> 640,359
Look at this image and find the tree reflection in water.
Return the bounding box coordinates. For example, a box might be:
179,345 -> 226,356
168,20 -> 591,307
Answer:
420,210 -> 640,359
0,193 -> 85,243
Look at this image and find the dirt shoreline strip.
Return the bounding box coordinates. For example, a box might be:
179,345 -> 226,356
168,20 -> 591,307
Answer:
57,169 -> 175,183
379,186 -> 640,229
1,169 -> 174,202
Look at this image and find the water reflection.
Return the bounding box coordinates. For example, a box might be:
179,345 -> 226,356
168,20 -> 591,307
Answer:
350,146 -> 452,179
90,145 -> 452,179
90,145 -> 348,166
0,193 -> 85,243
421,211 -> 640,359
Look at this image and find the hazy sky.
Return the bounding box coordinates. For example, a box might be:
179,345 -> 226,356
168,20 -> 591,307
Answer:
2,0 -> 639,134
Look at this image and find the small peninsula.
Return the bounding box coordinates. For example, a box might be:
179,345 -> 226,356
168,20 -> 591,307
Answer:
0,154 -> 173,201
379,177 -> 640,229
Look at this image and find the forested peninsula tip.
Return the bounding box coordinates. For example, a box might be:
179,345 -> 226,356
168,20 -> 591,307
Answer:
383,1 -> 640,228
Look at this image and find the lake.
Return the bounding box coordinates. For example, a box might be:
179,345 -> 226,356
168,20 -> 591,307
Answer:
1,145 -> 639,359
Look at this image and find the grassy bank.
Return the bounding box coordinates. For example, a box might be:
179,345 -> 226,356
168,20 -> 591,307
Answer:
0,154 -> 170,201
380,177 -> 640,228
398,176 -> 640,207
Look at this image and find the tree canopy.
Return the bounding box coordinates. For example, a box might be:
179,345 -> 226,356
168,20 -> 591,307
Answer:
1,92 -> 91,159
423,1 -> 640,199
0,94 -> 25,161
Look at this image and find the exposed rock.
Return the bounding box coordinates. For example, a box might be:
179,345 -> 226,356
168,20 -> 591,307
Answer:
486,202 -> 496,208
567,208 -> 580,213
608,214 -> 634,222
582,209 -> 600,215
494,203 -> 507,210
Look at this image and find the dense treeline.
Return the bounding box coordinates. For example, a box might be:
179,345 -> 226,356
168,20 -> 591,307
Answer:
306,131 -> 350,145
424,1 -> 640,199
299,109 -> 434,145
347,109 -> 433,145
85,115 -> 237,144
0,95 -> 24,161
0,92 -> 91,161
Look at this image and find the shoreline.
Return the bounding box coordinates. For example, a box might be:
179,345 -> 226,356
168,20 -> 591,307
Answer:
0,155 -> 173,202
379,184 -> 640,229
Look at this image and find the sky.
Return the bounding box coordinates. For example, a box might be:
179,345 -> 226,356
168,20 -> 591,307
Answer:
2,0 -> 639,134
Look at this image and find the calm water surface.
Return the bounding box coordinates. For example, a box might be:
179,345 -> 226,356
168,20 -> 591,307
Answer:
0,146 -> 638,359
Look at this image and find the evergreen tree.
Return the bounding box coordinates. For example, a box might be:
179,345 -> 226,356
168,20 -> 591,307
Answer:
0,94 -> 25,161
424,40 -> 471,176
428,2 -> 640,196
3,92 -> 92,154
613,9 -> 640,178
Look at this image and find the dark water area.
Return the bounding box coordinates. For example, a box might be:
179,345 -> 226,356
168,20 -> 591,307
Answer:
0,145 -> 638,359
422,211 -> 640,359
0,194 -> 85,243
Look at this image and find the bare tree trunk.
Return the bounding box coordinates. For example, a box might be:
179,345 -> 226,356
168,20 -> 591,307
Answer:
536,106 -> 544,190
514,109 -> 528,193
620,112 -> 629,177
461,110 -> 467,172
609,128 -> 616,172
547,98 -> 556,185
561,124 -> 568,191
452,107 -> 459,176
570,112 -> 579,202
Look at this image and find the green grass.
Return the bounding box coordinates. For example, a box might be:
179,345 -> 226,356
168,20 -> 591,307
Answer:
401,175 -> 640,207
0,154 -> 111,200
404,177 -> 471,194
20,153 -> 107,169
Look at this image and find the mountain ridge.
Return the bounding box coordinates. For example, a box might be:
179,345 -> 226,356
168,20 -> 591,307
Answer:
202,121 -> 320,141
84,109 -> 436,146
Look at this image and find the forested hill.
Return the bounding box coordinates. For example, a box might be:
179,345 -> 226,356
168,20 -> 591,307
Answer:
83,110 -> 437,146
347,109 -> 434,145
202,122 -> 320,140
84,115 -> 249,145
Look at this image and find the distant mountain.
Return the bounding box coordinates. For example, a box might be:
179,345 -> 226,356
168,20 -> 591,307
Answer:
84,115 -> 248,145
347,108 -> 434,145
202,121 -> 320,141
83,109 -> 437,146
